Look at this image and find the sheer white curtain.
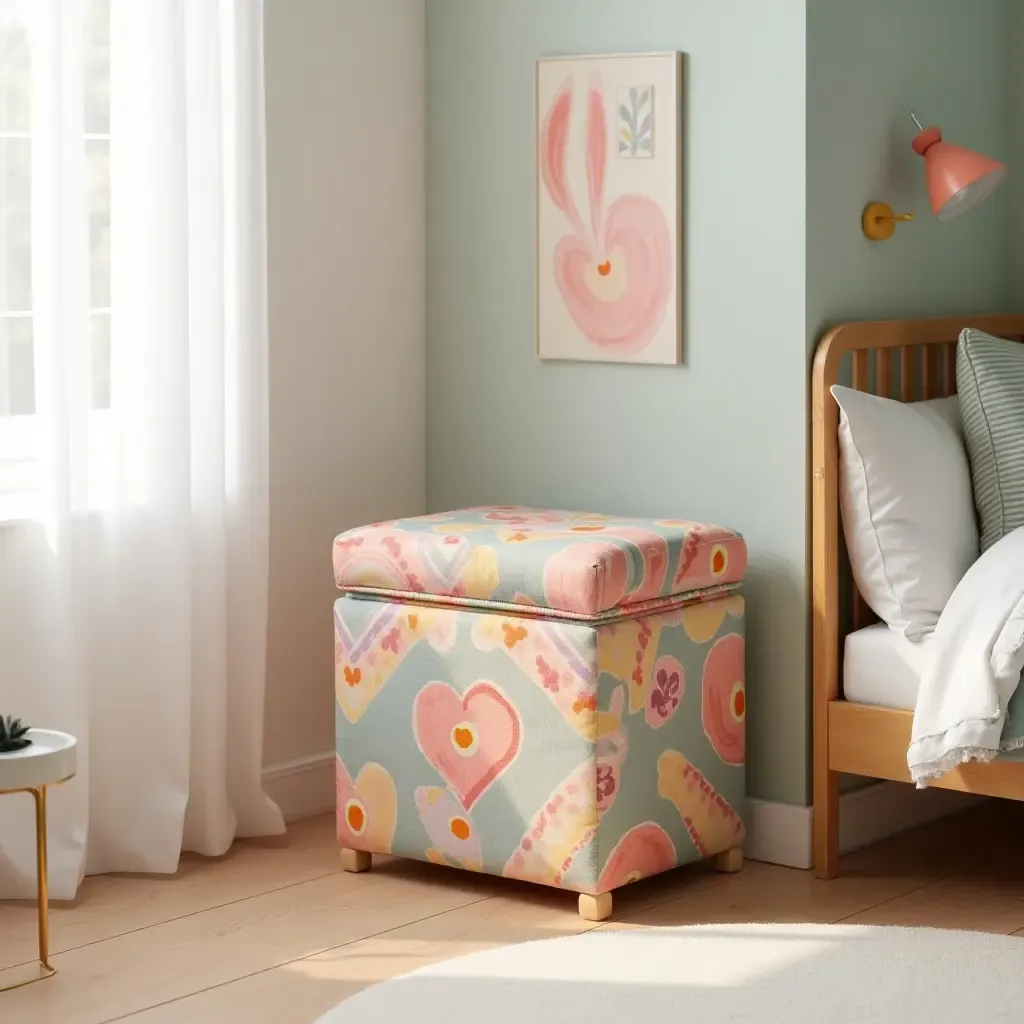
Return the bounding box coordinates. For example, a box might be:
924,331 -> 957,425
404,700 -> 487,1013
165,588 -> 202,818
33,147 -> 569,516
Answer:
0,0 -> 283,900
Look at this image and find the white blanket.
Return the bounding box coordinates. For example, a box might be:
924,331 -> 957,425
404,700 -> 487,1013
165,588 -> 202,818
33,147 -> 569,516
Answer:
909,527 -> 1024,785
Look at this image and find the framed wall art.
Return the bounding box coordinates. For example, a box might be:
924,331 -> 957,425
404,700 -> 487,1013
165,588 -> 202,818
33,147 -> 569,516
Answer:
535,51 -> 683,364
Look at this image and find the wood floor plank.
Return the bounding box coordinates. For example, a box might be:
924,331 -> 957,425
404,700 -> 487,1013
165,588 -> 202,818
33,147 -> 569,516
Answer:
0,859 -> 495,1024
120,859 -> 768,1023
6,802 -> 1024,1023
840,875 -> 1024,933
0,815 -> 341,972
123,887 -> 600,1023
618,862 -> 933,928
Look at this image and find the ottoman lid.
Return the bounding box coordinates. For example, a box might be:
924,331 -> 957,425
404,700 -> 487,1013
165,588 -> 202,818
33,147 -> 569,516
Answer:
333,507 -> 747,620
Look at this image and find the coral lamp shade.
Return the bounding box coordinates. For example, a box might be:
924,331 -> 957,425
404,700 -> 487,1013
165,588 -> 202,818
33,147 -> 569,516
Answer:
912,124 -> 1006,221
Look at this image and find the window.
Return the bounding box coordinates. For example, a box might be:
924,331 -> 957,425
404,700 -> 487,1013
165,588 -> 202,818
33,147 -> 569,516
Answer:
0,0 -> 110,510
0,19 -> 33,420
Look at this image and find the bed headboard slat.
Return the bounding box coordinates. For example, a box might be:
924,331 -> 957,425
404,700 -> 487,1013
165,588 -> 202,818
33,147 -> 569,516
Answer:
852,349 -> 868,392
875,347 -> 891,396
942,343 -> 955,393
920,345 -> 934,399
899,347 -> 914,402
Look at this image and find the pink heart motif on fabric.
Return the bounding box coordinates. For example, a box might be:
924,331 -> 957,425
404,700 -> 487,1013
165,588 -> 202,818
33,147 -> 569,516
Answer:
413,681 -> 522,810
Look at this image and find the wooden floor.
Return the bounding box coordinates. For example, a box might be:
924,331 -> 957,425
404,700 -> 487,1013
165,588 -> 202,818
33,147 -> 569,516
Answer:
4,800 -> 1024,1023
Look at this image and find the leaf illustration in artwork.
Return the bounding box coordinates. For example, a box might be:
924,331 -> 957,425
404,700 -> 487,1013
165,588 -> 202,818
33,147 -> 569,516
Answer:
639,138 -> 652,153
619,141 -> 628,153
617,85 -> 654,159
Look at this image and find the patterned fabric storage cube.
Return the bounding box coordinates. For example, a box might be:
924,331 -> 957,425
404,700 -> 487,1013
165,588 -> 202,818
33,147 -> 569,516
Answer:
333,507 -> 747,921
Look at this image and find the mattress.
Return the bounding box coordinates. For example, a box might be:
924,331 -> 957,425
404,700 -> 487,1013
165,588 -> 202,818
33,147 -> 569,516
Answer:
843,623 -> 930,711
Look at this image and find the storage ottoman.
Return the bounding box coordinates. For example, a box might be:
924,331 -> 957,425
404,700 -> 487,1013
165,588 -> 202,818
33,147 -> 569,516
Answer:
332,507 -> 748,921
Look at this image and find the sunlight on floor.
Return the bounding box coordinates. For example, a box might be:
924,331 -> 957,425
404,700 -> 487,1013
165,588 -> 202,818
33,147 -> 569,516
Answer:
281,936 -> 510,984
281,923 -> 854,990
410,925 -> 849,988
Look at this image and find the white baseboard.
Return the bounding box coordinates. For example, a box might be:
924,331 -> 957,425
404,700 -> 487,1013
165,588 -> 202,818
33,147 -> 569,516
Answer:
745,782 -> 982,870
744,796 -> 814,869
262,753 -> 981,867
262,751 -> 335,823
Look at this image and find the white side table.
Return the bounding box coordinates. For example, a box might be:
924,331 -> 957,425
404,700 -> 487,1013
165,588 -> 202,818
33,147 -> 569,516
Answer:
0,729 -> 77,992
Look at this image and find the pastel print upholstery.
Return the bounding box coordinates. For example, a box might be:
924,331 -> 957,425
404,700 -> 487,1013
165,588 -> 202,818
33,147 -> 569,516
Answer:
333,508 -> 747,904
332,506 -> 747,617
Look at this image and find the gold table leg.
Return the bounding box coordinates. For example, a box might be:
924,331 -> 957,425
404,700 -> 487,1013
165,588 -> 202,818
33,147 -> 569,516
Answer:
0,785 -> 57,993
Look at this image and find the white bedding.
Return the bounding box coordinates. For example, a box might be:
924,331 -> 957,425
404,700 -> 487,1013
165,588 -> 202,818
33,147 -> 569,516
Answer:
842,534 -> 1024,787
843,624 -> 930,711
908,526 -> 1024,784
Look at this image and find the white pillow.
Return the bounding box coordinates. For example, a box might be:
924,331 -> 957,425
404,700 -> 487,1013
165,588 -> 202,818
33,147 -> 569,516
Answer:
831,385 -> 978,640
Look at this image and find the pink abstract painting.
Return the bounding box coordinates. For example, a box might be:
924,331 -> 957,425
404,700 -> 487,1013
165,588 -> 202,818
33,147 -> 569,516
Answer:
536,53 -> 681,364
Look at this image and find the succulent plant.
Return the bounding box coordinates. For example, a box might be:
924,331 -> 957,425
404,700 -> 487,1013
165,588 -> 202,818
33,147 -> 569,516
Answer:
0,715 -> 32,753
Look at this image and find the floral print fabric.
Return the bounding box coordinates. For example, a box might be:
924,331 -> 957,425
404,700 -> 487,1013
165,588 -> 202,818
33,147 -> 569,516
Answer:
333,506 -> 747,619
336,592 -> 745,896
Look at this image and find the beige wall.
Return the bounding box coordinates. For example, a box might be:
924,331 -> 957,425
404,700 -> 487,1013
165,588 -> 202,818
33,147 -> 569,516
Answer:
263,0 -> 426,766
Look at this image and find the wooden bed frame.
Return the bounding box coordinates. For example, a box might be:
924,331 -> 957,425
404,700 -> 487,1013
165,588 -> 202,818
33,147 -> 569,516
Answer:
811,314 -> 1024,879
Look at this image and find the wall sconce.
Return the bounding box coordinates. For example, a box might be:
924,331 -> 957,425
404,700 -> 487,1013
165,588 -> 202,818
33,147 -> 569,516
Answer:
862,112 -> 1007,241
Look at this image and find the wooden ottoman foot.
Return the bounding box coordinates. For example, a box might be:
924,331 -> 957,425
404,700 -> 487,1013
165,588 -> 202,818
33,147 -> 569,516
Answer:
711,847 -> 744,874
341,848 -> 372,874
579,892 -> 613,923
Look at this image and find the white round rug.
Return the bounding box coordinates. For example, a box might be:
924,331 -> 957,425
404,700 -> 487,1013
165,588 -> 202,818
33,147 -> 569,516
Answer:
315,923 -> 1024,1023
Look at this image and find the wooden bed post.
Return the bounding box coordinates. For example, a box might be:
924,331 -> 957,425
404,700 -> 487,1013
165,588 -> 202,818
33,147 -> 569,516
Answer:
812,327 -> 842,880
813,771 -> 840,879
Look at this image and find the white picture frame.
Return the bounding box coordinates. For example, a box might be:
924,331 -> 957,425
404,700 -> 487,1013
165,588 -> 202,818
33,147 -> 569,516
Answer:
535,52 -> 683,364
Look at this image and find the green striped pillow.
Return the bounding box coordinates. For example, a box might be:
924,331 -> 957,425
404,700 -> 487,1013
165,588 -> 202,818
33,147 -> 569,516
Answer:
957,328 -> 1024,552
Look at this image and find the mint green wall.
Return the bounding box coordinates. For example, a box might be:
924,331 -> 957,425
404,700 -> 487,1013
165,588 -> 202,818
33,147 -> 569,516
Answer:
426,1 -> 808,805
426,0 -> 1012,809
1011,2 -> 1024,303
806,0 -> 1009,347
806,0 -> 1009,797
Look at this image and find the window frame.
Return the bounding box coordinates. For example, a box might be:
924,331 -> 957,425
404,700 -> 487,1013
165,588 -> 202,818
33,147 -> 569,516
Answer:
0,3 -> 112,519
